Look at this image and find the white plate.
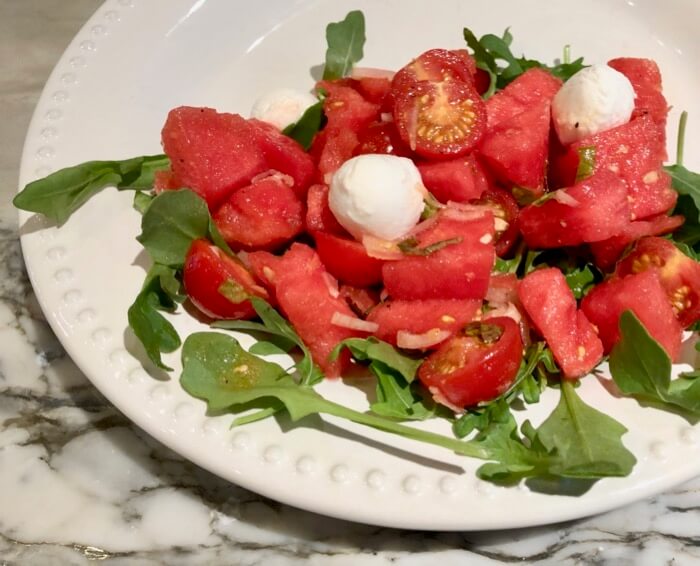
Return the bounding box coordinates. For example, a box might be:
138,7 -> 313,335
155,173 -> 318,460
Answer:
18,0 -> 700,530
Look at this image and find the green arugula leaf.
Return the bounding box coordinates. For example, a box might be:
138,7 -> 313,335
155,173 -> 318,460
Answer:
180,331 -> 488,457
463,27 -> 586,96
473,380 -> 635,483
214,298 -> 324,386
137,189 -> 210,267
127,264 -> 182,370
564,264 -> 596,299
609,311 -> 700,418
331,337 -> 432,421
14,154 -> 169,224
282,100 -> 325,150
133,191 -> 155,215
322,11 -> 365,81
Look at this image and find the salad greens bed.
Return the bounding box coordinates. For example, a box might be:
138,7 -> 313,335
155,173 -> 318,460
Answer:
13,10 -> 700,492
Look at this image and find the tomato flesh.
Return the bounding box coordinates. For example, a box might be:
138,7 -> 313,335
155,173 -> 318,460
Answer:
478,186 -> 520,257
314,230 -> 385,287
183,239 -> 269,320
418,317 -> 523,408
393,79 -> 487,159
391,49 -> 476,94
354,121 -> 412,157
615,236 -> 700,328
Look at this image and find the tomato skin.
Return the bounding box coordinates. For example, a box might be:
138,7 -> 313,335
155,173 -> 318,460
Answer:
393,79 -> 487,159
353,121 -> 412,157
615,236 -> 700,328
313,230 -> 385,287
478,186 -> 520,257
183,239 -> 269,320
518,267 -> 603,378
418,317 -> 523,408
581,269 -> 683,360
391,49 -> 476,93
590,214 -> 685,271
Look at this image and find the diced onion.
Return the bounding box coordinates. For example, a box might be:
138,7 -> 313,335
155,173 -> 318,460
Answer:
322,272 -> 340,298
442,204 -> 490,222
251,169 -> 294,187
331,312 -> 379,333
350,67 -> 396,80
428,386 -> 464,414
362,235 -> 404,260
551,190 -> 580,206
396,328 -> 452,350
484,302 -> 522,325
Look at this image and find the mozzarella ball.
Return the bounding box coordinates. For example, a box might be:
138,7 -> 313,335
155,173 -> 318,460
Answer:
329,155 -> 426,241
552,64 -> 636,144
250,88 -> 318,130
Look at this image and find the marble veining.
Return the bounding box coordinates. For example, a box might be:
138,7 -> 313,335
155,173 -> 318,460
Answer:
1,1 -> 700,564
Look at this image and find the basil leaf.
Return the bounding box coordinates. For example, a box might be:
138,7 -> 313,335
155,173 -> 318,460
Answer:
575,146 -> 596,182
322,11 -> 365,81
127,264 -> 182,370
282,100 -> 325,150
609,311 -> 700,418
14,154 -> 169,224
137,189 -> 210,267
397,236 -> 463,256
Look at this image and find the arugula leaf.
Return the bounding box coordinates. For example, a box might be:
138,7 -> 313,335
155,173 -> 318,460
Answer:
180,331 -> 488,457
463,27 -> 586,96
322,11 -> 365,81
609,311 -> 700,418
564,264 -> 596,299
127,264 -> 183,370
14,154 -> 169,224
282,100 -> 325,150
331,337 -> 433,421
137,190 -> 210,267
473,380 -> 635,483
133,191 -> 155,215
214,298 -> 324,386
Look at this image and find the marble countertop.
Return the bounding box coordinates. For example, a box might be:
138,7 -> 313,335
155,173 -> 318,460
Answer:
2,2 -> 700,564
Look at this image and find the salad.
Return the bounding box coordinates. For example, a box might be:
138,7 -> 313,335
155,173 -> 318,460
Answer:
14,10 -> 700,491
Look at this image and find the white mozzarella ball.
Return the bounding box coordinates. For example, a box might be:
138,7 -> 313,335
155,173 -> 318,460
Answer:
250,88 -> 318,130
552,64 -> 636,144
328,155 -> 427,241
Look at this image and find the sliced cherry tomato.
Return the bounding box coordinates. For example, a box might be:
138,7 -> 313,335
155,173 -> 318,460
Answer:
183,239 -> 269,320
615,236 -> 700,328
353,121 -> 412,157
478,186 -> 520,257
314,230 -> 385,287
391,49 -> 476,93
393,80 -> 487,159
418,317 -> 523,408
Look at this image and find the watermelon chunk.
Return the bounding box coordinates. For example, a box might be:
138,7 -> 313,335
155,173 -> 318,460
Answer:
557,116 -> 676,220
382,211 -> 495,301
608,58 -> 668,130
213,174 -> 304,251
262,243 -> 368,377
478,100 -> 552,196
581,269 -> 682,360
518,267 -> 603,378
305,183 -> 347,236
367,299 -> 481,346
417,155 -> 489,203
161,107 -> 315,209
485,68 -> 562,130
519,170 -> 631,248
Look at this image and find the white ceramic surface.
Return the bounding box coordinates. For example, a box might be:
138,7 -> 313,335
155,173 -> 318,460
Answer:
17,0 -> 700,530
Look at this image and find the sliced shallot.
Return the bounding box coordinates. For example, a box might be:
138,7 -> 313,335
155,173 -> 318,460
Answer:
331,311 -> 379,333
397,328 -> 452,350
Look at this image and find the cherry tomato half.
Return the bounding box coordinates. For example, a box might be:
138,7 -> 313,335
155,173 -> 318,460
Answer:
353,121 -> 412,157
478,186 -> 520,257
615,236 -> 700,328
183,239 -> 269,320
418,317 -> 523,408
393,79 -> 487,159
391,49 -> 476,93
